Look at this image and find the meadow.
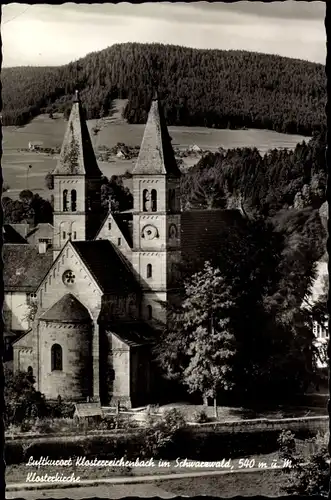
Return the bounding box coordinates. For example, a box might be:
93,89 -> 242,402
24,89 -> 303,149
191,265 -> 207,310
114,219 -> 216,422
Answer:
2,101 -> 310,201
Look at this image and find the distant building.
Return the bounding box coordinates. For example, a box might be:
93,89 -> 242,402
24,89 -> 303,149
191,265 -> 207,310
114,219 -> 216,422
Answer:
28,141 -> 43,151
304,255 -> 328,369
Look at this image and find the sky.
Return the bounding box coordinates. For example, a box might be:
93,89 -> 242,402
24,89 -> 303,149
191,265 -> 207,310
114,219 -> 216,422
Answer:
2,1 -> 326,68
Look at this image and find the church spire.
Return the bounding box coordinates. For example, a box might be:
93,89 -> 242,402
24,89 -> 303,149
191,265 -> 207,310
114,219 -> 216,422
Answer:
52,91 -> 102,177
132,96 -> 181,178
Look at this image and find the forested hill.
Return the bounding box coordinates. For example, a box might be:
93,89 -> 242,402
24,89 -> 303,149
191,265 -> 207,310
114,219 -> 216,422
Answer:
2,43 -> 326,135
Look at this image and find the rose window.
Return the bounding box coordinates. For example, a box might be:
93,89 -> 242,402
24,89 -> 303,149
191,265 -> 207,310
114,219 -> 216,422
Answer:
62,270 -> 76,285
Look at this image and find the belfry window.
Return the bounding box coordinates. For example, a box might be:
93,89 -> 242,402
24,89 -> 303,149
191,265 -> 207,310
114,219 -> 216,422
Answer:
63,190 -> 68,212
143,189 -> 150,212
147,264 -> 152,279
71,190 -> 77,212
51,344 -> 63,371
151,190 -> 157,212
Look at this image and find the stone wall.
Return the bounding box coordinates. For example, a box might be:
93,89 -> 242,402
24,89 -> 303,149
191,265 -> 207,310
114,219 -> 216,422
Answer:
38,320 -> 92,400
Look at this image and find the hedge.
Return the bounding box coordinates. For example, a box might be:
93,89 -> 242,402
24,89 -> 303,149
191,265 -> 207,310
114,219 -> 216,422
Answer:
5,426 -> 319,465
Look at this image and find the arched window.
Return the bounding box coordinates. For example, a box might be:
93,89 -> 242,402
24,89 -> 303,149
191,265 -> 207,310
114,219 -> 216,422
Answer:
147,264 -> 152,279
147,305 -> 153,320
51,344 -> 63,371
143,189 -> 150,212
71,190 -> 77,212
151,189 -> 157,212
63,190 -> 68,212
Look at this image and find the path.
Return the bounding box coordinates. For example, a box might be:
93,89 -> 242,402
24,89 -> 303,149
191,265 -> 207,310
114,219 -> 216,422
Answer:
6,483 -> 174,499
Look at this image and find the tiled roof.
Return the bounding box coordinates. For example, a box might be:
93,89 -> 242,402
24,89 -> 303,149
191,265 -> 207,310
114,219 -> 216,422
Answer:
181,209 -> 244,266
3,225 -> 28,244
26,223 -> 53,238
72,240 -> 139,293
132,97 -> 181,177
113,212 -> 133,247
52,92 -> 102,177
40,294 -> 91,323
3,244 -> 53,292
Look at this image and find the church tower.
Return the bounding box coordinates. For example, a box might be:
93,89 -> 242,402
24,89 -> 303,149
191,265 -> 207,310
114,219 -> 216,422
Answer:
52,91 -> 103,259
132,95 -> 182,325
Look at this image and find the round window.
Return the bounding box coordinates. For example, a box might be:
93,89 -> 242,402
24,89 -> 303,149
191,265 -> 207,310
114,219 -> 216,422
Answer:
62,270 -> 75,285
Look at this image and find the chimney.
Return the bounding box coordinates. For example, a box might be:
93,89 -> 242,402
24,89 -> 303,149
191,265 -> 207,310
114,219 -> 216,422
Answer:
38,241 -> 47,254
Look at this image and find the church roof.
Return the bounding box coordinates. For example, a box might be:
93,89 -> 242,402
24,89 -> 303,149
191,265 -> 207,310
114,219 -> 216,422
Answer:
132,96 -> 181,177
72,240 -> 138,293
106,322 -> 156,347
180,209 -> 244,268
40,294 -> 91,323
3,244 -> 53,292
113,212 -> 133,247
52,91 -> 102,177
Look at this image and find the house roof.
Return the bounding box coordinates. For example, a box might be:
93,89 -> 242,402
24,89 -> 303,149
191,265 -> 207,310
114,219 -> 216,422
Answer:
3,225 -> 28,244
132,96 -> 181,177
26,223 -> 54,239
72,240 -> 139,294
74,403 -> 103,418
52,91 -> 102,177
40,294 -> 91,323
3,244 -> 53,292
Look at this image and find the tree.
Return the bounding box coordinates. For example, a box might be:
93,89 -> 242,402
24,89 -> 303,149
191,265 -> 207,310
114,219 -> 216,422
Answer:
100,175 -> 133,212
45,172 -> 54,190
156,262 -> 236,417
4,367 -> 47,426
3,191 -> 53,226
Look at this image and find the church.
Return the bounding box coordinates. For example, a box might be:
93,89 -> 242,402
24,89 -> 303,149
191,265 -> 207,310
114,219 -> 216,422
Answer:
5,91 -> 243,408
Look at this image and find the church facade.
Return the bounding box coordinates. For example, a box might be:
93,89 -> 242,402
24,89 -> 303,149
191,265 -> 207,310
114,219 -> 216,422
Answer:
10,91 -> 242,407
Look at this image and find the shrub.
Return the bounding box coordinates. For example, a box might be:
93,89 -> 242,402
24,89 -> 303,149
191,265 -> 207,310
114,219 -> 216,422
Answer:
46,396 -> 75,419
31,418 -> 54,434
5,442 -> 25,465
141,409 -> 186,459
278,429 -> 296,460
193,409 -> 209,423
279,431 -> 329,496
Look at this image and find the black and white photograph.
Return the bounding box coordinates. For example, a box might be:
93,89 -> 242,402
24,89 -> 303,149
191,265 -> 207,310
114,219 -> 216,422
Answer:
1,1 -> 328,498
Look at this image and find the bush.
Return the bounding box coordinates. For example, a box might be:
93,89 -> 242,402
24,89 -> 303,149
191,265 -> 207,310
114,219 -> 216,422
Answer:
278,429 -> 296,459
46,396 -> 75,419
193,409 -> 209,423
141,409 -> 186,459
5,442 -> 24,465
279,431 -> 329,496
31,418 -> 54,434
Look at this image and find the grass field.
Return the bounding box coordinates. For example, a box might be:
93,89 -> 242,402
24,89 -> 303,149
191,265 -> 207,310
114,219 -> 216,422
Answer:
157,469 -> 284,497
2,100 -> 310,202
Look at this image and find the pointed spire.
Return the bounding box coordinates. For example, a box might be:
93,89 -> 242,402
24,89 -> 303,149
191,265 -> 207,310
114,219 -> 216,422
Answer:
52,91 -> 102,177
132,96 -> 181,177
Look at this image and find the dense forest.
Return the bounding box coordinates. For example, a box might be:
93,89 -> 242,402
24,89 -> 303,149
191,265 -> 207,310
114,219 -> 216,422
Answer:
2,43 -> 326,135
156,132 -> 327,402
